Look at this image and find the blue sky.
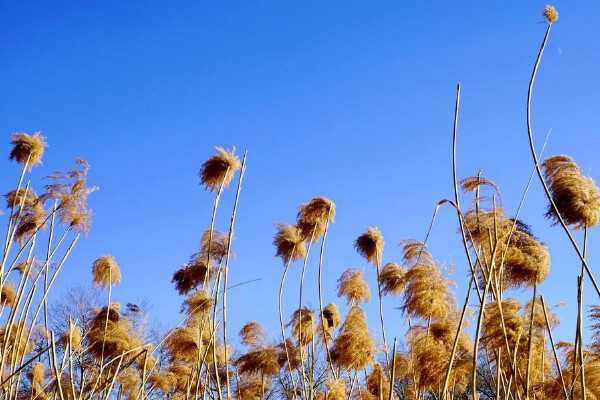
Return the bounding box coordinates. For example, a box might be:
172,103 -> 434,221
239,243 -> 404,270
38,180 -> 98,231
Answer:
1,1 -> 599,349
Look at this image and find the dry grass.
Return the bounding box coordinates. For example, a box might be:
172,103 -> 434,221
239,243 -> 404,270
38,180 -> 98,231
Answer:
3,7 -> 597,400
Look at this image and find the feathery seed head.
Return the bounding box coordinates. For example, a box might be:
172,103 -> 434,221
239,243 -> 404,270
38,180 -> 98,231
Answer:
181,289 -> 213,317
401,240 -> 452,320
337,268 -> 371,306
42,159 -> 97,235
544,5 -> 559,23
1,284 -> 17,308
240,321 -> 266,348
5,188 -> 46,244
92,255 -> 121,289
234,346 -> 280,377
379,262 -> 407,297
320,302 -> 342,340
172,257 -> 214,295
200,229 -> 231,263
542,155 -> 600,229
325,378 -> 347,400
331,306 -> 375,371
297,197 -> 336,243
273,223 -> 307,264
287,308 -> 316,346
504,232 -> 550,288
28,362 -> 45,392
199,146 -> 241,193
355,227 -> 384,265
9,132 -> 47,170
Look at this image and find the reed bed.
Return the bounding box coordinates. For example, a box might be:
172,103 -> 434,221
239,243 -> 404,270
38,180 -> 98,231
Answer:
1,5 -> 598,400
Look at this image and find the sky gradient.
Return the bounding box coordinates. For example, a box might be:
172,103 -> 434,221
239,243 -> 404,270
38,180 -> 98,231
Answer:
1,1 -> 599,348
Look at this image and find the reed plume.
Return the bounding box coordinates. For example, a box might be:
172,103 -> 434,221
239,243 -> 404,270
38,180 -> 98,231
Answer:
355,227 -> 384,265
337,268 -> 371,306
401,240 -> 452,321
0,322 -> 33,365
504,231 -> 550,289
331,306 -> 375,371
181,288 -> 213,318
4,188 -> 46,243
276,338 -> 304,371
199,146 -> 241,193
87,303 -> 136,359
273,223 -> 307,264
42,159 -> 97,235
9,132 -> 47,170
91,255 -> 121,289
0,284 -> 16,308
366,363 -> 393,399
543,5 -> 559,24
288,307 -> 316,346
319,302 -> 341,340
200,229 -> 231,263
542,155 -> 600,229
172,258 -> 214,295
58,320 -> 82,350
28,362 -> 45,397
379,262 -> 407,297
297,197 -> 336,243
234,347 -> 280,377
240,321 -> 266,348
325,378 -> 347,400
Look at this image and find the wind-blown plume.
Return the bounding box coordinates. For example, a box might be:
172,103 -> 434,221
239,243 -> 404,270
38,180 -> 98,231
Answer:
287,308 -> 316,346
4,188 -> 46,243
543,5 -> 559,24
297,197 -> 336,243
91,255 -> 121,289
172,257 -> 214,295
273,223 -> 307,264
9,132 -> 47,170
401,240 -> 452,321
28,362 -> 45,397
200,229 -> 231,263
1,284 -> 17,308
42,159 -> 97,235
240,321 -> 266,348
181,288 -> 213,318
319,302 -> 341,340
355,227 -> 384,264
337,268 -> 371,306
331,306 -> 375,371
234,346 -> 280,377
542,155 -> 600,229
199,146 -> 241,193
379,262 -> 407,297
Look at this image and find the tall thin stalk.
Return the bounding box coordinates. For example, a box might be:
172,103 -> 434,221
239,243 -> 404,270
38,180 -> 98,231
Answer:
525,19 -> 600,299
222,150 -> 247,400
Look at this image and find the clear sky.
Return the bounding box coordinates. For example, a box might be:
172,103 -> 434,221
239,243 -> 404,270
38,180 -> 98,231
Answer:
1,1 -> 599,349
